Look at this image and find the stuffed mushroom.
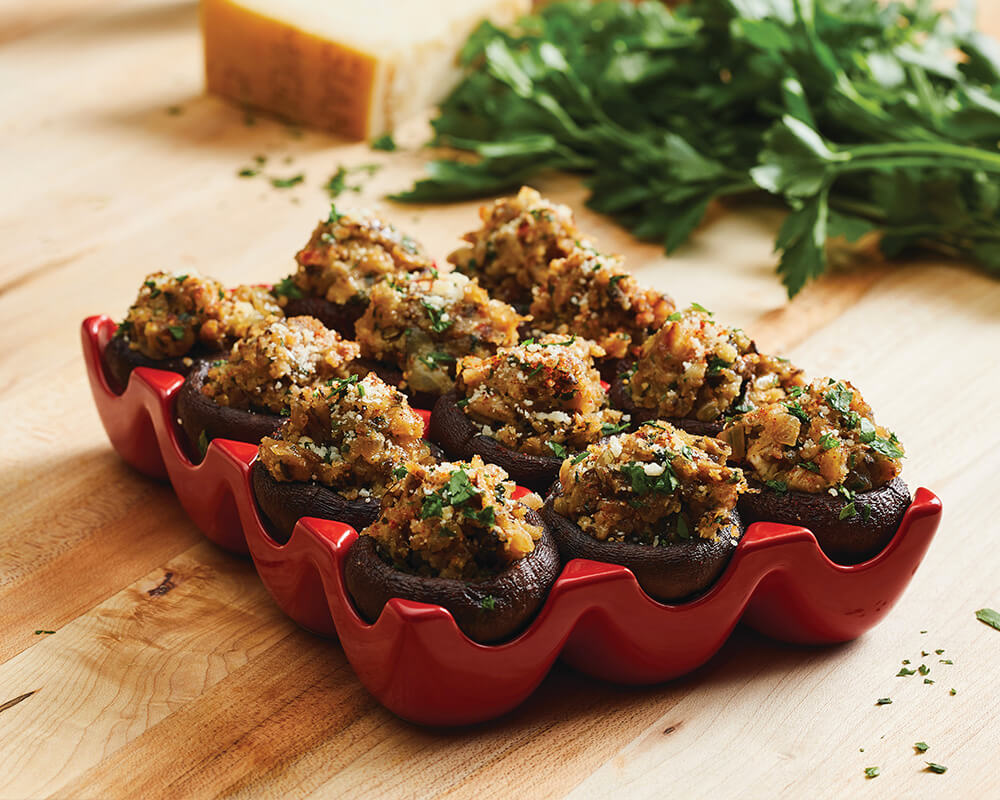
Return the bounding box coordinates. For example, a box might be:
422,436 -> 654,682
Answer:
272,205 -> 435,335
429,335 -> 625,491
610,305 -> 803,435
718,377 -> 909,564
177,316 -> 361,454
542,422 -> 747,603
344,456 -> 561,643
252,373 -> 436,543
106,270 -> 281,390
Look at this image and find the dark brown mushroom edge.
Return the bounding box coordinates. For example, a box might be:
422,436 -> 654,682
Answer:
353,268 -> 523,409
540,422 -> 748,604
609,304 -> 804,437
176,316 -> 361,458
428,335 -> 626,493
105,270 -> 282,392
718,377 -> 909,565
252,372 -> 437,544
344,456 -> 561,644
271,204 -> 435,338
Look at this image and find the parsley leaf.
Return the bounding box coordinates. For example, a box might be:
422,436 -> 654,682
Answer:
371,133 -> 397,151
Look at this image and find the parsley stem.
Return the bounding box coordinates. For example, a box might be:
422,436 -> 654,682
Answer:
845,141 -> 1000,173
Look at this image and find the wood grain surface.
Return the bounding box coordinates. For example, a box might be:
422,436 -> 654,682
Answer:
1,2 -> 999,798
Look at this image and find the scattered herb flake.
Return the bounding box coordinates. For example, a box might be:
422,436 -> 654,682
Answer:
371,133 -> 397,151
876,697 -> 892,705
975,608 -> 1000,631
271,174 -> 305,189
925,762 -> 948,774
34,630 -> 55,635
479,595 -> 496,611
863,766 -> 880,779
915,742 -> 929,753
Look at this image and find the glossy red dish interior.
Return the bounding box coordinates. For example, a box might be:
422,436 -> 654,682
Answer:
82,316 -> 943,726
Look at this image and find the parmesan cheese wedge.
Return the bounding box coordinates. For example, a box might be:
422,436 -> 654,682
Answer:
201,0 -> 530,139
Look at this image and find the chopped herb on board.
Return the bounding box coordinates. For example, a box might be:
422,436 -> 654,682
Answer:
897,666 -> 916,677
237,167 -> 259,178
925,762 -> 948,774
876,697 -> 892,705
271,174 -> 305,189
325,163 -> 381,198
371,133 -> 397,151
975,607 -> 1000,631
863,766 -> 880,779
34,630 -> 55,635
914,742 -> 929,753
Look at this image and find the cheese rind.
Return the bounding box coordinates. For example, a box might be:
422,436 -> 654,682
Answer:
201,0 -> 529,140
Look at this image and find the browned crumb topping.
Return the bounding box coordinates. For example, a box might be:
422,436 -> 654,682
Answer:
554,423 -> 746,543
119,271 -> 282,359
449,186 -> 589,305
719,378 -> 904,495
625,306 -> 803,422
362,456 -> 543,580
258,373 -> 434,499
275,207 -> 434,307
354,270 -> 524,396
201,316 -> 360,414
455,335 -> 624,457
528,250 -> 674,359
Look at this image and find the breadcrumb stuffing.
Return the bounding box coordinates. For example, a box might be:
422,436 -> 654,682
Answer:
554,423 -> 746,542
363,456 -> 543,580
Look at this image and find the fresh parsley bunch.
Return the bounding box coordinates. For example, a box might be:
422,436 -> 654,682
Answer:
394,0 -> 1000,296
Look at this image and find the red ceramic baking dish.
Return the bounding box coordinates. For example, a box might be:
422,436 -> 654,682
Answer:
82,315 -> 943,726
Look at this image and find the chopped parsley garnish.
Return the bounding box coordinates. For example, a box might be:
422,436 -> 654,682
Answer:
876,697 -> 892,705
371,133 -> 397,151
420,299 -> 453,332
327,204 -> 344,224
34,630 -> 56,635
765,479 -> 787,493
863,766 -> 880,779
897,667 -> 916,677
238,167 -> 259,178
918,664 -> 930,675
914,742 -> 929,753
479,595 -> 496,611
974,607 -> 1000,631
824,383 -> 854,415
601,421 -> 630,436
707,355 -> 731,375
420,468 -> 498,529
326,374 -> 360,398
858,417 -> 877,443
950,688 -> 957,695
547,441 -> 568,459
783,400 -> 810,423
799,461 -> 820,473
667,311 -> 683,322
818,433 -> 840,450
271,174 -> 305,189
839,502 -> 857,520
570,451 -> 589,465
869,435 -> 904,459
787,386 -> 804,397
689,302 -> 712,315
418,351 -> 456,370
925,762 -> 948,774
392,466 -> 408,480
939,659 -> 953,665
924,678 -> 934,684
608,273 -> 627,288
273,276 -> 304,300
168,325 -> 186,340
456,397 -> 470,407
620,460 -> 679,496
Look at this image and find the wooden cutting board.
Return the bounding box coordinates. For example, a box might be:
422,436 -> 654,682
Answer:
1,2 -> 998,797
